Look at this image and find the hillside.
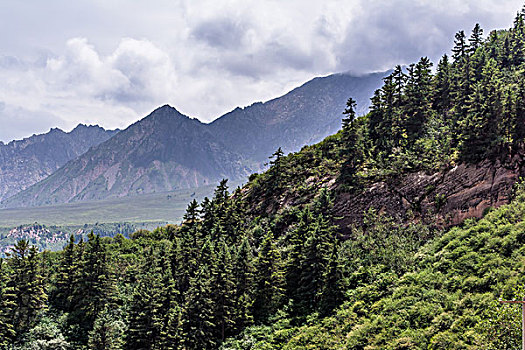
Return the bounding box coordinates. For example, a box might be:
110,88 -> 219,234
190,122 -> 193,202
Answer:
3,10 -> 525,350
0,124 -> 118,201
1,71 -> 385,208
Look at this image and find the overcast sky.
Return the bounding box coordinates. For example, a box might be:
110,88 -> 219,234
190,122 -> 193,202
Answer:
0,0 -> 523,142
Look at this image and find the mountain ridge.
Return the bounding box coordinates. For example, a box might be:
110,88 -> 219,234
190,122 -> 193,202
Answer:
1,71 -> 387,208
0,124 -> 118,201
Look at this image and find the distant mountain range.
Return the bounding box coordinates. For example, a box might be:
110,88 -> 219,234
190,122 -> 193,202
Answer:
0,71 -> 387,208
0,125 -> 118,202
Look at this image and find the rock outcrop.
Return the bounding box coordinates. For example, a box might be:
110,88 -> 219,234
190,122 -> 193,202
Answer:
334,151 -> 525,231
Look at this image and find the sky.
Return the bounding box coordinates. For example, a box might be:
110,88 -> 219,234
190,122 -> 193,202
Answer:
0,0 -> 523,142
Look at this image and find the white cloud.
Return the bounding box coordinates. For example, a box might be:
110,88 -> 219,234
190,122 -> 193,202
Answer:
0,0 -> 522,142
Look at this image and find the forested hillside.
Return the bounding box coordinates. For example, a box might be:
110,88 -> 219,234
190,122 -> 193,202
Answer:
2,8 -> 525,350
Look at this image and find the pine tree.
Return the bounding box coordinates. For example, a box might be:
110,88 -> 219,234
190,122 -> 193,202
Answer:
181,265 -> 216,350
268,147 -> 285,189
210,239 -> 236,342
460,58 -> 503,160
7,240 -> 47,336
469,23 -> 484,53
68,233 -> 114,343
295,214 -> 334,314
319,242 -> 346,316
404,57 -> 433,142
433,54 -> 452,115
232,237 -> 255,333
340,97 -> 363,184
51,234 -> 75,312
125,250 -> 164,350
285,208 -> 312,302
0,258 -> 15,347
88,307 -> 126,350
253,230 -> 285,322
452,30 -> 468,61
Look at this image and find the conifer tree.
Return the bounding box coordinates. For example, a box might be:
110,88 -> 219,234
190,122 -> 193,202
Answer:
125,250 -> 165,350
469,23 -> 484,53
285,208 -> 312,303
181,265 -> 216,350
319,242 -> 346,316
340,97 -> 363,184
433,54 -> 452,115
51,234 -> 75,312
232,237 -> 255,332
253,230 -> 284,321
268,147 -> 285,189
210,239 -> 236,341
295,214 -> 334,314
404,57 -> 433,142
68,233 -> 114,343
7,240 -> 47,336
0,258 -> 15,347
88,307 -> 126,350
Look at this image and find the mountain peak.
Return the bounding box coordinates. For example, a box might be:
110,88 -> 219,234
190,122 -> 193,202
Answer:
144,104 -> 196,124
152,104 -> 181,115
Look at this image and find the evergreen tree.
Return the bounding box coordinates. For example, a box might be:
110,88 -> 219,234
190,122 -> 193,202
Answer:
268,147 -> 285,188
7,240 -> 47,336
0,258 -> 15,347
469,23 -> 484,53
253,230 -> 285,321
88,307 -> 126,350
433,54 -> 452,115
68,233 -> 114,343
181,266 -> 216,350
319,242 -> 346,316
51,234 -> 75,312
340,97 -> 363,184
210,239 -> 236,342
125,250 -> 164,350
295,214 -> 334,314
232,237 -> 255,333
404,57 -> 433,142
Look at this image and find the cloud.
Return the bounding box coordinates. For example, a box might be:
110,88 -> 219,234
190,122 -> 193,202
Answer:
192,18 -> 248,49
334,0 -> 523,72
0,103 -> 65,143
44,38 -> 177,104
0,0 -> 523,142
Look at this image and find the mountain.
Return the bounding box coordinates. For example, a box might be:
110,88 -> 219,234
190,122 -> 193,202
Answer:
210,71 -> 387,162
4,10 -> 525,349
0,106 -> 251,207
0,124 -> 118,202
1,71 -> 387,208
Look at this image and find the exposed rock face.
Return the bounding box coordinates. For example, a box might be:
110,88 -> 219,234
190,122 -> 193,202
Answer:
334,152 -> 525,231
0,125 -> 118,202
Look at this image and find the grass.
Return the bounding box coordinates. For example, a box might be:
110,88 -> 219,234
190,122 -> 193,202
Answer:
0,180 -> 244,228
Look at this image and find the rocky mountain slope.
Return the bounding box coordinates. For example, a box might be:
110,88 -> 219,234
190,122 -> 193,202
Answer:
1,71 -> 386,208
210,71 -> 387,162
1,106 -> 251,207
0,125 -> 118,201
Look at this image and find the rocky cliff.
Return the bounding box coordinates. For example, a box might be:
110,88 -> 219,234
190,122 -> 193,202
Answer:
334,152 -> 525,231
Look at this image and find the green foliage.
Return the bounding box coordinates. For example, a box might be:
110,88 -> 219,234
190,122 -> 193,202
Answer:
4,8 -> 525,349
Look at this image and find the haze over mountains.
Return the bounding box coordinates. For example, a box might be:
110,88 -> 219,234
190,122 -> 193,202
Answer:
1,71 -> 386,208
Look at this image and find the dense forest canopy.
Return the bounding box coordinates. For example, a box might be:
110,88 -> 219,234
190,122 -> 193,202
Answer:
3,7 -> 525,350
